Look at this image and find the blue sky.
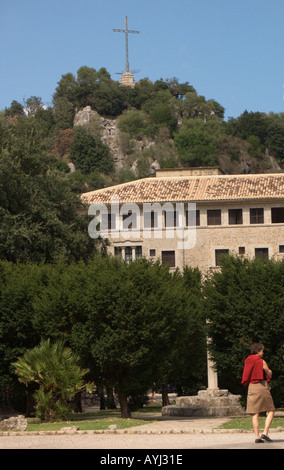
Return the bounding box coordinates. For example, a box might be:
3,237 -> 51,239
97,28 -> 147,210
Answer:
1,0 -> 284,119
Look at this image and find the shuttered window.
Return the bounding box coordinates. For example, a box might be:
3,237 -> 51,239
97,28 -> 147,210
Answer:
114,247 -> 122,256
271,207 -> 284,223
207,210 -> 221,225
255,248 -> 269,259
165,211 -> 179,227
144,211 -> 158,228
250,208 -> 264,224
215,249 -> 229,266
102,213 -> 116,230
161,251 -> 175,267
186,210 -> 200,226
122,211 -> 137,229
135,246 -> 142,260
229,209 -> 243,225
125,247 -> 132,264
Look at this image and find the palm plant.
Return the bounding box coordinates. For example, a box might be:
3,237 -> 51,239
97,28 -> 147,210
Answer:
12,339 -> 94,421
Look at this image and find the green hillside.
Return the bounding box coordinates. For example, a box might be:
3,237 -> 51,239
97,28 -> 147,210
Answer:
1,66 -> 284,196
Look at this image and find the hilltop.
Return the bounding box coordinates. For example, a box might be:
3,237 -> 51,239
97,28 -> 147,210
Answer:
1,66 -> 283,195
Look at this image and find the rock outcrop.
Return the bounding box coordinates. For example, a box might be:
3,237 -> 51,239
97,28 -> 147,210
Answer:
74,106 -> 124,169
73,106 -> 283,176
0,415 -> 28,432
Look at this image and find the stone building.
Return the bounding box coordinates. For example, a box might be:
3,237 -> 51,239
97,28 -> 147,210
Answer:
81,167 -> 284,411
81,167 -> 284,272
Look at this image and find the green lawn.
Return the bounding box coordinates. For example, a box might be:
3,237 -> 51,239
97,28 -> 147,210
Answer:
25,406 -> 161,432
26,416 -> 152,432
10,404 -> 284,433
219,416 -> 284,430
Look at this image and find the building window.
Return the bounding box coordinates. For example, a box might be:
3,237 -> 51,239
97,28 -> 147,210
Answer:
122,211 -> 137,230
250,208 -> 264,224
114,247 -> 122,256
271,207 -> 284,223
135,246 -> 142,260
149,249 -> 156,257
161,251 -> 175,267
255,248 -> 269,259
164,211 -> 179,228
279,245 -> 284,253
215,249 -> 229,266
125,246 -> 132,264
144,211 -> 158,228
207,210 -> 221,225
186,210 -> 200,226
229,209 -> 243,225
102,213 -> 116,230
239,246 -> 246,255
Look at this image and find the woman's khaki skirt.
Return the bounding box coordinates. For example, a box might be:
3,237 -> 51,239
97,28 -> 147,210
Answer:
246,380 -> 275,414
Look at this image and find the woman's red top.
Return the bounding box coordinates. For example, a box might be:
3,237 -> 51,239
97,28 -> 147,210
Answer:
241,354 -> 271,386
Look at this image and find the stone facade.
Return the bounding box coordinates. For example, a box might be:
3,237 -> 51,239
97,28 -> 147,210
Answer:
82,168 -> 284,273
112,208 -> 282,271
85,200 -> 284,273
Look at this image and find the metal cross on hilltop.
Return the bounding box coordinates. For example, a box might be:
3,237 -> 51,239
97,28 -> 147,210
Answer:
113,16 -> 140,73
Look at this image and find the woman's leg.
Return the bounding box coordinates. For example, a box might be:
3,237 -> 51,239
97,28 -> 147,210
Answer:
263,411 -> 274,436
252,413 -> 261,439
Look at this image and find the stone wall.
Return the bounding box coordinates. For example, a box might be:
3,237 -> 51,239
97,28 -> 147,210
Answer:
106,200 -> 284,272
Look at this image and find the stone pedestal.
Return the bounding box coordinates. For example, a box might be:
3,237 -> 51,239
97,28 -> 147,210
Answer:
120,72 -> 135,87
162,389 -> 245,417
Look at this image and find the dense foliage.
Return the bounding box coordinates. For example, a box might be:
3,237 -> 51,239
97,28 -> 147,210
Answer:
0,257 -> 206,418
12,339 -> 93,421
203,255 -> 284,407
1,65 -> 284,417
0,111 -> 99,263
2,66 -> 283,204
1,254 -> 283,416
70,126 -> 113,174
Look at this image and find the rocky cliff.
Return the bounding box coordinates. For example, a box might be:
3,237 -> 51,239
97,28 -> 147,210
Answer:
73,106 -> 282,177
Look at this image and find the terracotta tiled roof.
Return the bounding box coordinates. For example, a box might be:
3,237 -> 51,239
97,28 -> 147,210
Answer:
81,173 -> 284,205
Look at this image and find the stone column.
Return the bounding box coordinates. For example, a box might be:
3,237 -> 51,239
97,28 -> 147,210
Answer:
132,247 -> 136,261
207,347 -> 218,390
206,325 -> 219,390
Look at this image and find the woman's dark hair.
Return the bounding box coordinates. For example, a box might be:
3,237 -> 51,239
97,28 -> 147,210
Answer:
250,343 -> 264,354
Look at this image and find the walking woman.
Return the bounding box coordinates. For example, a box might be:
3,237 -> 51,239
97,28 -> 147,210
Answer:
241,343 -> 275,443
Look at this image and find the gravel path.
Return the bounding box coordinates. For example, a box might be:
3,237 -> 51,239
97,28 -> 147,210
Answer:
1,431 -> 284,449
1,414 -> 284,450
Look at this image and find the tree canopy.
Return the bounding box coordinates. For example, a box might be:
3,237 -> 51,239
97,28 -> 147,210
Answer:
2,66 -> 284,200
0,114 -> 97,263
30,256 -> 206,417
203,255 -> 284,406
0,257 -> 206,417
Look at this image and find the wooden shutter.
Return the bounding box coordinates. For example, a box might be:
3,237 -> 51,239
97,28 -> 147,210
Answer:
162,251 -> 175,267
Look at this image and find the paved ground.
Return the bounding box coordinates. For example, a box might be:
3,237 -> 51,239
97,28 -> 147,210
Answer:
1,431 -> 284,450
1,414 -> 284,450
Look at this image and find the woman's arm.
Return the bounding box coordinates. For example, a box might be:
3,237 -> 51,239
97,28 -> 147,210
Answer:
263,360 -> 272,379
